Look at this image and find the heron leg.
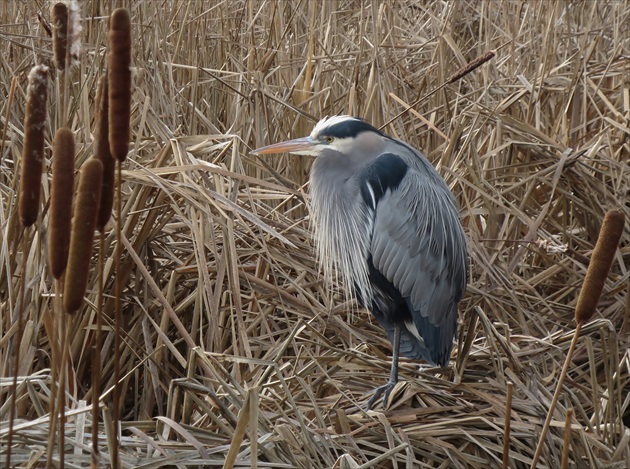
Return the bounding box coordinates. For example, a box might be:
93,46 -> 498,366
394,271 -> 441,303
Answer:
367,323 -> 401,410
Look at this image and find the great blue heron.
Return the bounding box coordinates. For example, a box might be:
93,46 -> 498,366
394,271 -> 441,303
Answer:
253,116 -> 468,409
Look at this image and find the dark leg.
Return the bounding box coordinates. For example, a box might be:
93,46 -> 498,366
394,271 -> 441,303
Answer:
367,323 -> 401,410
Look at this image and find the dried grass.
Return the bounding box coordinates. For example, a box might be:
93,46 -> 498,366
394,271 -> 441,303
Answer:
1,1 -> 629,468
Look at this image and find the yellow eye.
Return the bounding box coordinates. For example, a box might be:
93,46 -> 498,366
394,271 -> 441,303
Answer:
325,136 -> 334,143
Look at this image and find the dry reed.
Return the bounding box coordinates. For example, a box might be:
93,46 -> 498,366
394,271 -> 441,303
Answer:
63,159 -> 103,313
48,127 -> 74,279
1,2 -> 629,468
0,76 -> 18,167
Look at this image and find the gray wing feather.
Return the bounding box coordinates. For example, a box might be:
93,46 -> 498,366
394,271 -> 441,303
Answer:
371,312 -> 433,360
369,170 -> 467,364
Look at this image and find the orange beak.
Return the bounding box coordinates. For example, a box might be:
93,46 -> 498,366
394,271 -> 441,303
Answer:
251,137 -> 316,155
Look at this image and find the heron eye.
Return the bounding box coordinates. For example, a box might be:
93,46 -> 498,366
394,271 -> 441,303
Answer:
325,136 -> 334,143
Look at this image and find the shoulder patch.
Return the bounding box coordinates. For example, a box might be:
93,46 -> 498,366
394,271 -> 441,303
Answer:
359,153 -> 409,210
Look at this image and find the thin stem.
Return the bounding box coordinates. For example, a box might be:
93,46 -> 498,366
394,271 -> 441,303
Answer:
46,280 -> 61,468
7,228 -> 29,468
530,321 -> 583,468
92,232 -> 105,468
502,382 -> 514,469
57,307 -> 69,468
112,161 -> 122,469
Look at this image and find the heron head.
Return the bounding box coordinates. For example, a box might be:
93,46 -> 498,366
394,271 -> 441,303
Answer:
252,116 -> 385,158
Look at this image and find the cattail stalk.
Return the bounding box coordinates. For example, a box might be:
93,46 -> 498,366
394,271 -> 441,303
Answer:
92,74 -> 113,469
19,65 -> 49,227
108,9 -> 132,469
95,74 -> 115,231
531,210 -> 625,468
49,127 -> 74,278
47,126 -> 75,467
108,8 -> 132,162
63,159 -> 103,313
8,64 -> 49,469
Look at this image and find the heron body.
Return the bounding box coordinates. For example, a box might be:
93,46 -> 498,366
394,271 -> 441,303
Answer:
253,116 -> 468,408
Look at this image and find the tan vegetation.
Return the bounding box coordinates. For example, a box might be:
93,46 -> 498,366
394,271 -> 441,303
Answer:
0,1 -> 629,468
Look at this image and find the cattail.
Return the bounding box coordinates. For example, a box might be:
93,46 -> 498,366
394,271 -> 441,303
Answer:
63,159 -> 103,313
52,3 -> 68,70
94,75 -> 115,231
108,8 -> 132,162
575,210 -> 625,324
66,0 -> 82,66
49,128 -> 74,279
447,51 -> 496,84
19,65 -> 49,227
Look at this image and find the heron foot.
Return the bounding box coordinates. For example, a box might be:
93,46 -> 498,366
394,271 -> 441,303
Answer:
366,380 -> 397,410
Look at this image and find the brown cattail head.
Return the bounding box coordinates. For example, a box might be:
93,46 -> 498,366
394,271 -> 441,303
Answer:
447,50 -> 496,84
19,65 -> 49,227
63,159 -> 103,313
108,8 -> 132,162
52,3 -> 68,70
49,127 -> 75,279
575,210 -> 626,324
94,74 -> 115,231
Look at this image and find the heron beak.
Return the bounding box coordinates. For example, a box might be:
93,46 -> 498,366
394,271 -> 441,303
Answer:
251,137 -> 316,155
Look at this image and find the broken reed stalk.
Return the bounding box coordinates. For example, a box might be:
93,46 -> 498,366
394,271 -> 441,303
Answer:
380,51 -> 495,130
63,158 -> 103,313
92,74 -> 113,468
8,64 -> 49,469
530,210 -> 625,468
108,9 -> 132,468
501,381 -> 513,469
560,408 -> 574,469
47,126 -> 74,466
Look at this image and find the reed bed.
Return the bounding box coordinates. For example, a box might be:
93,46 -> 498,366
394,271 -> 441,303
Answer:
0,1 -> 629,468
